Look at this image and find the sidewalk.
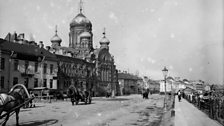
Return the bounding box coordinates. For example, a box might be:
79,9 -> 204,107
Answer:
174,97 -> 222,126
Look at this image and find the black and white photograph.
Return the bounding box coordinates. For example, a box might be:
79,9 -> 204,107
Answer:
0,0 -> 223,126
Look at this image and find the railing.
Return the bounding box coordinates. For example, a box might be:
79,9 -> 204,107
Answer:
183,93 -> 224,125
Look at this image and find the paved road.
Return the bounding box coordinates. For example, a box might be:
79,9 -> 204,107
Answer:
5,94 -> 164,126
175,96 -> 222,126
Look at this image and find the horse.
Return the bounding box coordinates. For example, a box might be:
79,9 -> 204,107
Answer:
0,84 -> 30,126
67,85 -> 77,105
67,85 -> 91,105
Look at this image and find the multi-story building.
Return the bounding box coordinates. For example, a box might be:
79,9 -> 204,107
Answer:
118,72 -> 142,95
55,54 -> 96,94
0,34 -> 58,93
191,80 -> 204,92
159,76 -> 178,94
46,25 -> 96,95
1,0 -> 118,96
148,79 -> 160,93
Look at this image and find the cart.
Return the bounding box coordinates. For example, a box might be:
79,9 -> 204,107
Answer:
0,97 -> 35,125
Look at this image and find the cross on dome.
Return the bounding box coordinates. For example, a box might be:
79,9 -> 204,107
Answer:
99,27 -> 110,49
55,25 -> 58,35
79,0 -> 83,13
103,27 -> 106,37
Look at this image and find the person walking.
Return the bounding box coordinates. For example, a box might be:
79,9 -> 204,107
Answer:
177,90 -> 181,102
29,91 -> 36,108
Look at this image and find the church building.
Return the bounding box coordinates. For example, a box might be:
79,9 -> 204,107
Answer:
48,0 -> 118,96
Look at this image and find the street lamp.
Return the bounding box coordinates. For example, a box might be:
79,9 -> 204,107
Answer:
162,66 -> 168,111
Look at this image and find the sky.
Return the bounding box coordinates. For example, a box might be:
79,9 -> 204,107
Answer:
0,0 -> 223,84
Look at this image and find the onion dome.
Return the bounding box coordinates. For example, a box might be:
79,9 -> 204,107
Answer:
99,36 -> 110,44
70,0 -> 92,27
51,25 -> 62,46
99,28 -> 110,48
70,13 -> 92,27
167,76 -> 174,80
80,31 -> 91,38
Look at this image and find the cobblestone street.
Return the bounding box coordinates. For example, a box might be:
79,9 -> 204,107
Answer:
5,94 -> 164,126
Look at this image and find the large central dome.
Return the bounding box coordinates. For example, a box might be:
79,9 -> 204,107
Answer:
70,13 -> 92,27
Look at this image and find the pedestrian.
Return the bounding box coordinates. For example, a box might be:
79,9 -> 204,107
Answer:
177,90 -> 181,102
29,91 -> 36,108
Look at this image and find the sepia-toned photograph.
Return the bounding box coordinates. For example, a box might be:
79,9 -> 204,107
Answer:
0,0 -> 223,126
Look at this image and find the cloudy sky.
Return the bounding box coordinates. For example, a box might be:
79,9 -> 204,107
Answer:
0,0 -> 223,84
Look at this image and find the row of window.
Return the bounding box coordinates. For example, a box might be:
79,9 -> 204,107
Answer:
60,68 -> 87,77
36,78 -> 53,88
1,58 -> 5,70
0,58 -> 55,74
1,76 -> 4,88
0,76 -> 53,89
60,63 -> 86,70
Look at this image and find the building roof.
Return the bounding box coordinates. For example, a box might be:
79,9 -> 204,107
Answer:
167,76 -> 174,80
70,13 -> 92,27
118,73 -> 142,80
0,38 -> 56,61
51,34 -> 62,44
55,54 -> 94,66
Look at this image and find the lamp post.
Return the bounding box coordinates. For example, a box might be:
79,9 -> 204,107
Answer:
162,66 -> 168,111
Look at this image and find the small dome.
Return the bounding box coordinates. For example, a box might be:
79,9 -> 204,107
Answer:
51,25 -> 62,46
99,28 -> 110,45
99,36 -> 110,44
80,31 -> 91,38
70,13 -> 92,27
51,34 -> 62,43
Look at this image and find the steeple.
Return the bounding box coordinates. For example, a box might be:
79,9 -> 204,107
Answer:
51,25 -> 62,46
55,25 -> 58,35
99,27 -> 110,49
103,27 -> 106,38
79,0 -> 83,14
69,0 -> 92,49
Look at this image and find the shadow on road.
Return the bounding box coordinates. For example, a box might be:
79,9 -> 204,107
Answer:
105,98 -> 130,101
94,98 -> 130,102
19,119 -> 58,126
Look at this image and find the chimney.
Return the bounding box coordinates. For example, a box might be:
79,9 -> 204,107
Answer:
39,41 -> 44,48
18,33 -> 25,40
13,31 -> 17,42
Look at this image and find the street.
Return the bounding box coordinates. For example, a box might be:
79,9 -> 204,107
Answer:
6,94 -> 164,126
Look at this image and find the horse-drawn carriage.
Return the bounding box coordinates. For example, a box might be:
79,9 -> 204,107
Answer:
67,85 -> 92,105
0,84 -> 34,126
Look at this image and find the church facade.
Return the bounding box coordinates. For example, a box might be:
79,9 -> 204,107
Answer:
48,1 -> 118,96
